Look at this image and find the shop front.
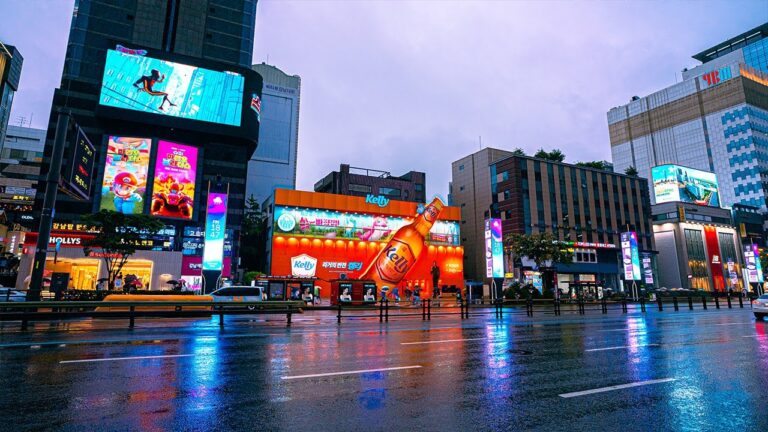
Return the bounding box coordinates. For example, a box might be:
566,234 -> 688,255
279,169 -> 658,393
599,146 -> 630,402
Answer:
267,190 -> 464,299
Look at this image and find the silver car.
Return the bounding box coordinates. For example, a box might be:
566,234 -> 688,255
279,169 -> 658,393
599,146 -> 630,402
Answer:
210,286 -> 264,310
754,294 -> 768,320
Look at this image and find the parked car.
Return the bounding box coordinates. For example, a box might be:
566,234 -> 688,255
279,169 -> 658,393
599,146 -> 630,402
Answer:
0,288 -> 26,302
210,286 -> 264,310
753,294 -> 768,320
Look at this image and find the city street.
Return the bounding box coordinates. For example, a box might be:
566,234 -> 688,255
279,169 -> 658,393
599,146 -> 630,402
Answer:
1,308 -> 767,431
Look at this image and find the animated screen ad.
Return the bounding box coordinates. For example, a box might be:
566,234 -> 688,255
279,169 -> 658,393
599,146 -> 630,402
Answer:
99,136 -> 152,214
150,140 -> 198,220
99,49 -> 244,127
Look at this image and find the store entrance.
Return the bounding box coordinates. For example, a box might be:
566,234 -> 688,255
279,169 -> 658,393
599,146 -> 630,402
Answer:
44,258 -> 101,290
119,260 -> 153,290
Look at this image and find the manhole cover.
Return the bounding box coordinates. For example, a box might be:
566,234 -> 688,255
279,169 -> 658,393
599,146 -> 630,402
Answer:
508,349 -> 533,355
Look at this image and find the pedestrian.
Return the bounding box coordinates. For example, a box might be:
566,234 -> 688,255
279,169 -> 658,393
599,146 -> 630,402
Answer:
114,273 -> 124,292
431,261 -> 440,298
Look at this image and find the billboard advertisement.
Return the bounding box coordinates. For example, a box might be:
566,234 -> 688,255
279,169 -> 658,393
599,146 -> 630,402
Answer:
651,164 -> 720,207
272,206 -> 459,246
66,127 -> 96,199
744,244 -> 764,284
99,136 -> 152,214
621,231 -> 641,281
641,252 -> 654,286
485,218 -> 504,278
202,192 -> 228,271
150,140 -> 198,219
99,49 -> 244,127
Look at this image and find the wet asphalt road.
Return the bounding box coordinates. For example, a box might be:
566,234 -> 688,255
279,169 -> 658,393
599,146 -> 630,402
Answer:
1,306 -> 768,431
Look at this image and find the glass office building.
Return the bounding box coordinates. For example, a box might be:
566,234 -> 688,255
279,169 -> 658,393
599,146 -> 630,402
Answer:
247,63 -> 301,207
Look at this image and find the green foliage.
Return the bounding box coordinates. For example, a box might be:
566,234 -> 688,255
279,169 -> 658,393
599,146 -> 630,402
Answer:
576,161 -> 610,170
511,148 -> 527,156
624,166 -> 639,176
81,209 -> 165,288
243,270 -> 265,285
533,148 -> 565,162
506,232 -> 572,270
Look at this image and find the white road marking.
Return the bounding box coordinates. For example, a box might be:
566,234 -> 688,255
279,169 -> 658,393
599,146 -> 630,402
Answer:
713,322 -> 751,326
742,334 -> 766,338
559,378 -> 676,398
585,344 -> 659,352
59,354 -> 194,364
281,365 -> 422,380
401,338 -> 486,345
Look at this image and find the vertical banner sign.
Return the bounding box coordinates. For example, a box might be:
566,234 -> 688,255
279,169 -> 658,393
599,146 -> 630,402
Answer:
202,192 -> 228,271
484,220 -> 493,278
99,136 -> 152,214
745,244 -> 764,284
703,226 -> 725,291
150,141 -> 198,219
621,232 -> 641,281
640,252 -> 654,286
68,127 -> 96,199
490,218 -> 504,278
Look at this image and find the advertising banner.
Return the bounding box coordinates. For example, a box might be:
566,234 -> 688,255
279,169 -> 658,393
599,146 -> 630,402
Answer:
641,252 -> 654,286
485,220 -> 493,278
621,232 -> 641,281
745,244 -> 764,284
100,49 -> 244,126
150,140 -> 198,219
273,206 -> 459,246
489,218 -> 504,278
651,164 -> 720,207
703,226 -> 725,291
99,136 -> 152,214
202,192 -> 228,271
67,127 -> 96,199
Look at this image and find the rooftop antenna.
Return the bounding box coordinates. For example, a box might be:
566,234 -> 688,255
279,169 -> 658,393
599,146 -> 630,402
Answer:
479,135 -> 482,150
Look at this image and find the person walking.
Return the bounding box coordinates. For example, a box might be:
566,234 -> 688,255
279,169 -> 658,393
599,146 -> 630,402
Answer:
430,261 -> 441,299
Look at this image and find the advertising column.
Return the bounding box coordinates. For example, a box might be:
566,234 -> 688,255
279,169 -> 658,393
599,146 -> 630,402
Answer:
621,232 -> 641,299
202,186 -> 228,293
744,244 -> 764,295
485,218 -> 504,298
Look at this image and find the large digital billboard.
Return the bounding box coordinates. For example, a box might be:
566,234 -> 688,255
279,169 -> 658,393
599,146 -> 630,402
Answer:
744,244 -> 764,284
150,140 -> 198,220
485,219 -> 504,278
651,164 -> 720,207
621,231 -> 641,281
99,136 -> 152,214
203,193 -> 228,271
272,206 -> 460,246
99,49 -> 244,126
66,127 -> 96,200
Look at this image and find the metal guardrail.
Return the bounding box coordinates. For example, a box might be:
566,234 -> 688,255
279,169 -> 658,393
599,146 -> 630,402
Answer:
0,300 -> 305,329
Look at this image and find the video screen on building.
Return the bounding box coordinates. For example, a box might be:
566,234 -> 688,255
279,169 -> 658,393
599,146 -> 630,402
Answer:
99,49 -> 244,126
651,164 -> 720,207
150,140 -> 198,220
272,206 -> 460,246
99,136 -> 152,214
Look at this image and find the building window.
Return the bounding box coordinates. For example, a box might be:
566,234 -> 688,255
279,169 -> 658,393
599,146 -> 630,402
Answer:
460,185 -> 465,191
348,184 -> 372,193
379,187 -> 401,197
502,171 -> 509,181
415,183 -> 424,191
459,164 -> 464,171
684,228 -> 710,290
503,190 -> 510,200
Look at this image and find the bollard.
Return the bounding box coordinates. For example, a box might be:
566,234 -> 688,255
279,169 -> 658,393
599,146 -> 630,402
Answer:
715,295 -> 720,309
727,294 -> 732,309
379,298 -> 384,323
640,297 -> 646,313
21,308 -> 28,331
460,299 -> 466,319
673,296 -> 679,311
657,296 -> 663,312
130,305 -> 136,328
385,298 -> 389,322
554,299 -> 560,316
427,299 -> 432,320
701,295 -> 707,310
739,295 -> 744,309
219,307 -> 224,327
287,309 -> 292,327
688,296 -> 693,310
337,302 -> 342,324
602,296 -> 607,314
622,298 -> 628,314
422,301 -> 426,320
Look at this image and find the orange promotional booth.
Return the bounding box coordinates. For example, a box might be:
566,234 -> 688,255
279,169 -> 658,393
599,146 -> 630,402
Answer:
268,189 -> 464,300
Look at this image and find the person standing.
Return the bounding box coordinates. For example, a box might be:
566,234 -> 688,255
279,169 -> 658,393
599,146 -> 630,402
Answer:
114,273 -> 124,292
430,261 -> 441,299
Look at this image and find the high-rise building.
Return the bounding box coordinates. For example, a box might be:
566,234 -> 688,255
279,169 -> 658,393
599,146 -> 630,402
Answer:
0,42 -> 23,149
491,155 -> 654,292
0,125 -> 45,225
314,164 -> 426,203
23,0 -> 262,292
450,147 -> 514,282
246,63 -> 300,206
608,23 -> 768,212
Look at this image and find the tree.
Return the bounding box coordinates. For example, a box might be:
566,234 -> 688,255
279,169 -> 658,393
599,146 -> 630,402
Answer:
240,195 -> 268,272
506,232 -> 573,294
625,166 -> 639,176
512,148 -> 527,156
576,161 -> 609,170
533,148 -> 566,162
81,210 -> 165,289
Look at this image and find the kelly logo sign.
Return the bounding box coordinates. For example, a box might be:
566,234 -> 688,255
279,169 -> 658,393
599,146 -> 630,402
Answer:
365,194 -> 390,207
291,254 -> 318,277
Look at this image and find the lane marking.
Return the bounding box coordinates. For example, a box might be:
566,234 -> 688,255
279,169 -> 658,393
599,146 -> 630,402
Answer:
713,322 -> 751,326
60,354 -> 194,364
281,365 -> 422,380
585,344 -> 659,352
742,334 -> 766,338
559,378 -> 676,398
401,338 -> 486,345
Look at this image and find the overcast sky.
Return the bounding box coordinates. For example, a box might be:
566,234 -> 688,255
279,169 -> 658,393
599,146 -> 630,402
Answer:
2,1 -> 767,199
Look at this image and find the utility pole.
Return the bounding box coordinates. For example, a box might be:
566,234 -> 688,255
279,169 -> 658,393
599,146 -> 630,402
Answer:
28,111 -> 69,301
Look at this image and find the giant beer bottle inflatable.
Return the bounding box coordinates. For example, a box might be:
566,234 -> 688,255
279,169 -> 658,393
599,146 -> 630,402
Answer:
360,197 -> 444,288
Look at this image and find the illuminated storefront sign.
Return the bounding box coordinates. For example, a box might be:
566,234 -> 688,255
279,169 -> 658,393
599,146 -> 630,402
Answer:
621,231 -> 641,281
699,64 -> 735,89
99,49 -> 245,126
365,194 -> 390,207
150,140 -> 198,220
99,136 -> 152,214
202,193 -> 228,271
744,244 -> 764,284
273,206 -> 459,246
291,254 -> 318,277
651,164 -> 720,207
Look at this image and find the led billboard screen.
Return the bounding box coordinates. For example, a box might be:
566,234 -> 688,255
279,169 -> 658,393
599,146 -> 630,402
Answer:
272,206 -> 460,246
99,49 -> 244,126
621,231 -> 641,281
99,136 -> 152,214
203,193 -> 228,271
150,140 -> 198,220
651,164 -> 720,207
485,219 -> 504,278
67,127 -> 96,199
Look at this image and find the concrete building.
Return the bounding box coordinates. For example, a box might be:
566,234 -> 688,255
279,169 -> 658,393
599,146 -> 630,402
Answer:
314,164 -> 426,203
0,125 -> 45,225
608,23 -> 768,212
450,148 -> 514,282
246,63 -> 300,207
0,42 -> 23,149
